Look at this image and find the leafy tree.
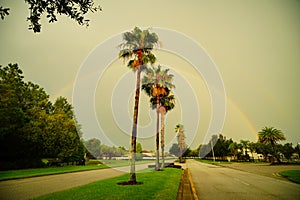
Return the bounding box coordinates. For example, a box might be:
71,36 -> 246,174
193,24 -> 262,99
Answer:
142,65 -> 175,169
258,126 -> 286,162
0,64 -> 48,168
84,138 -> 101,159
253,142 -> 273,162
228,142 -> 239,160
213,135 -> 233,159
0,1 -> 101,32
0,64 -> 83,169
182,147 -> 191,157
240,140 -> 250,156
169,143 -> 180,157
295,144 -> 300,156
277,143 -> 294,160
119,27 -> 159,183
136,142 -> 143,160
248,142 -> 256,161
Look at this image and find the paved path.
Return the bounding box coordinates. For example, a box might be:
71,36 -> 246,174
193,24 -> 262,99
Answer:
187,159 -> 300,200
0,163 -> 152,200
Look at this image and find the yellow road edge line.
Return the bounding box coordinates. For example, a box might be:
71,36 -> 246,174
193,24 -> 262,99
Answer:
187,168 -> 199,200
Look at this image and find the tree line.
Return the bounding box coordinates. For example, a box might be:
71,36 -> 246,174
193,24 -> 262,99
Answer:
179,130 -> 299,163
0,63 -> 85,170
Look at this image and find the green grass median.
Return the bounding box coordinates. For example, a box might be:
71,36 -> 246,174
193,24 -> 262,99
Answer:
0,159 -> 158,181
33,168 -> 182,200
279,170 -> 300,184
194,158 -> 232,165
0,164 -> 108,181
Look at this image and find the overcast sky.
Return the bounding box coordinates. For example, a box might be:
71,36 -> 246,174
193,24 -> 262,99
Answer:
1,0 -> 299,150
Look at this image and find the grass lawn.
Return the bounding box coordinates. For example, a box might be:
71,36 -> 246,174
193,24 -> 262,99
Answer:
34,168 -> 182,200
99,159 -> 157,168
0,159 -> 161,181
0,164 -> 108,181
194,158 -> 232,165
278,170 -> 300,184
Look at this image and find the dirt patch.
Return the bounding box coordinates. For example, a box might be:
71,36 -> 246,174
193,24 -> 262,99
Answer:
117,181 -> 143,185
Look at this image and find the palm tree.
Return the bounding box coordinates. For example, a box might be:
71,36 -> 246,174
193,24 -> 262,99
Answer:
228,142 -> 239,161
159,94 -> 175,168
258,126 -> 286,163
240,140 -> 250,157
119,27 -> 159,183
175,124 -> 185,163
142,65 -> 175,170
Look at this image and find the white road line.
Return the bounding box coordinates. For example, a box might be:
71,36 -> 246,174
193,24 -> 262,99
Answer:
234,178 -> 250,186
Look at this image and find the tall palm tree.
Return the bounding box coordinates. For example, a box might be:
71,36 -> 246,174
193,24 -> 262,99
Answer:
119,27 -> 159,183
258,126 -> 286,163
142,65 -> 175,170
175,124 -> 185,163
159,94 -> 175,168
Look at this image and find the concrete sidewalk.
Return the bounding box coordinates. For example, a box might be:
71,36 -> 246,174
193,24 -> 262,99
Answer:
0,163 -> 150,200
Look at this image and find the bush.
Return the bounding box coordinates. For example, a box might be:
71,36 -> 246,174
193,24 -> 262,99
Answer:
0,159 -> 46,170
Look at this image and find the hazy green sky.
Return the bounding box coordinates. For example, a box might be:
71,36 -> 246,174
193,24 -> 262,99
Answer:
1,0 -> 299,150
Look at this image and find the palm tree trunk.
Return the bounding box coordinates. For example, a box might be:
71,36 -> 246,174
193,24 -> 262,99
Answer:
272,143 -> 281,163
179,143 -> 182,162
161,110 -> 165,168
129,65 -> 141,183
155,99 -> 160,171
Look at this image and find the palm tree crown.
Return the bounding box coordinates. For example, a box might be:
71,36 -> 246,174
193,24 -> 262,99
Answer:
142,65 -> 175,99
258,126 -> 286,146
119,27 -> 159,71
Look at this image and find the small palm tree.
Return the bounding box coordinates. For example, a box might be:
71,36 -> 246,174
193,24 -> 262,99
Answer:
175,124 -> 185,163
240,140 -> 250,157
228,142 -> 239,160
159,94 -> 175,168
119,27 -> 159,183
258,126 -> 286,163
142,65 -> 175,170
248,142 -> 256,162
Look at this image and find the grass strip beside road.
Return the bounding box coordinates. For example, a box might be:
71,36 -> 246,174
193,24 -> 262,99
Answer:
34,168 -> 182,200
0,159 -> 158,181
194,158 -> 232,165
0,165 -> 108,181
279,170 -> 300,184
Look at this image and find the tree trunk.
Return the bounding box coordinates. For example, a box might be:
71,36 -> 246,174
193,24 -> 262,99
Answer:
160,108 -> 165,168
272,143 -> 281,163
129,65 -> 141,183
155,99 -> 160,171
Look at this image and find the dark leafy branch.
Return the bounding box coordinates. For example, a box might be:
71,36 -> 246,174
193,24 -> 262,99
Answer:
0,1 -> 102,33
0,6 -> 10,20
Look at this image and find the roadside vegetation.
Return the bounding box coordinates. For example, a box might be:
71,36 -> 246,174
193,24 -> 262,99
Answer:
33,168 -> 181,200
0,164 -> 106,181
171,132 -> 300,164
279,170 -> 300,184
194,158 -> 232,165
0,159 -> 158,181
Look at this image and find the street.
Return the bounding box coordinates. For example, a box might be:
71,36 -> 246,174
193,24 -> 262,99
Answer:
187,159 -> 300,200
0,163 -> 152,200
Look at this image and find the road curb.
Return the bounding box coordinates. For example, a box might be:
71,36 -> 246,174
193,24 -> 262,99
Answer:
177,168 -> 199,200
187,168 -> 199,200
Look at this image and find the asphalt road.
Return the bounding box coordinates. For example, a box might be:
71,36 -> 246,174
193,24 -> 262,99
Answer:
0,163 -> 152,200
187,159 -> 300,200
